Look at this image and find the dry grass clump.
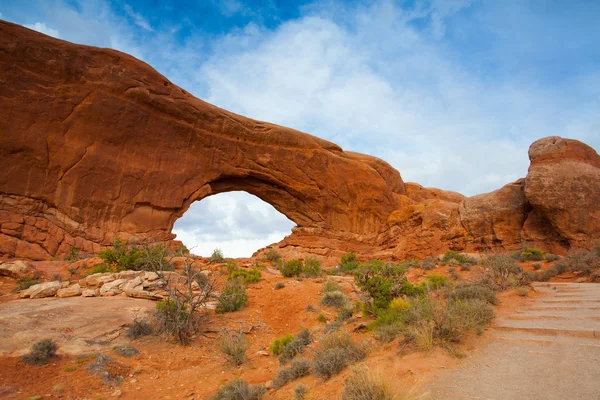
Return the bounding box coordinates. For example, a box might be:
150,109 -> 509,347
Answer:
321,290 -> 349,308
342,366 -> 397,400
294,384 -> 307,400
209,378 -> 266,400
273,359 -> 311,389
217,329 -> 250,366
447,284 -> 498,305
312,332 -> 367,380
112,345 -> 139,358
125,320 -> 153,339
21,339 -> 58,365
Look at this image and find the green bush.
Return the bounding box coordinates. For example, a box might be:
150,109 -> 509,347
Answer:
209,379 -> 266,400
273,359 -> 311,389
532,263 -> 542,270
87,263 -> 113,275
441,250 -> 477,267
226,259 -> 238,273
210,248 -> 225,263
279,328 -> 313,364
520,247 -> 546,261
317,313 -> 327,323
270,334 -> 295,355
354,261 -> 422,311
312,333 -> 367,380
423,274 -> 453,290
323,279 -> 342,293
340,252 -> 360,272
230,268 -> 261,284
217,329 -> 250,366
281,259 -> 303,277
98,238 -> 172,272
21,339 -> 58,365
216,279 -> 248,313
14,277 -> 40,292
302,256 -> 322,277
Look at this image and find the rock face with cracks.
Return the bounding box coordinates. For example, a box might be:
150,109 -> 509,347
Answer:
0,21 -> 599,261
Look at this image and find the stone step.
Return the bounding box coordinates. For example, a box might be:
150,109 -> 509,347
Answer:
492,325 -> 599,339
487,330 -> 600,347
508,314 -> 600,321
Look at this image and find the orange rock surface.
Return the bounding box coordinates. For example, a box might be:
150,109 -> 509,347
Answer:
1,21 -> 599,261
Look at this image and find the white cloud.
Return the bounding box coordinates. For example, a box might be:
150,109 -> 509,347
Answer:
124,4 -> 153,32
24,22 -> 60,38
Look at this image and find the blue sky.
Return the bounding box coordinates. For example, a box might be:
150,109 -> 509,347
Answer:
2,0 -> 599,256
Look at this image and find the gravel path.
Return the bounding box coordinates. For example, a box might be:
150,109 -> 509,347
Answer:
425,283 -> 600,400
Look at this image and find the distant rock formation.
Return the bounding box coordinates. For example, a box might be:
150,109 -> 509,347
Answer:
0,21 -> 598,261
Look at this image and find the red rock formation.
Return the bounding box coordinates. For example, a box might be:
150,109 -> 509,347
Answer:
0,21 -> 598,262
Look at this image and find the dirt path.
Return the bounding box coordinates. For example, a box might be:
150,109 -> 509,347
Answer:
425,282 -> 600,400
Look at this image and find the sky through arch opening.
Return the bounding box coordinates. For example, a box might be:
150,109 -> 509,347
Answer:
172,191 -> 296,258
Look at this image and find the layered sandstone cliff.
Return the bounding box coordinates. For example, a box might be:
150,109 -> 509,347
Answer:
0,21 -> 598,261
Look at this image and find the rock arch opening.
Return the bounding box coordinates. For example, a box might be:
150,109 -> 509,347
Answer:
172,191 -> 296,258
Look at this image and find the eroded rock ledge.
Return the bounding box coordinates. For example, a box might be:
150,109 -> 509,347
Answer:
0,21 -> 599,261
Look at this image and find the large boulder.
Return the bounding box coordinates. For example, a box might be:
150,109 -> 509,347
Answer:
20,281 -> 61,299
0,260 -> 37,279
524,136 -> 600,248
57,283 -> 82,298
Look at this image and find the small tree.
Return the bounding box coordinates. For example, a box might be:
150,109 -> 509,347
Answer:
210,248 -> 225,263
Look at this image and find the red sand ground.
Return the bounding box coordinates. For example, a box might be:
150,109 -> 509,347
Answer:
0,259 -> 556,399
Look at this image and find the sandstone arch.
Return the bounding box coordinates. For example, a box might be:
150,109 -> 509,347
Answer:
1,21 -> 599,262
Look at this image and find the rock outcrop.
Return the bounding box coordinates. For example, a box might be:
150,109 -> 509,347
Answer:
0,21 -> 599,261
0,260 -> 37,279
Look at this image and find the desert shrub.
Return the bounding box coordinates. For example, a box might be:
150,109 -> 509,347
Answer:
323,279 -> 342,293
447,267 -> 459,280
125,320 -> 153,339
85,353 -> 124,384
421,257 -> 436,271
113,345 -> 139,358
354,260 -> 422,311
98,238 -> 172,272
303,256 -> 322,277
591,271 -> 600,282
441,250 -> 477,267
374,323 -> 404,343
281,259 -> 304,277
317,313 -> 328,323
559,251 -> 599,274
225,259 -> 238,273
266,248 -> 281,262
21,339 -> 58,365
87,264 -> 113,275
312,333 -> 367,380
14,277 -> 40,292
216,279 -> 248,313
341,252 -> 360,272
210,248 -> 225,263
448,284 -> 497,305
273,359 -> 311,389
515,287 -> 529,297
532,263 -> 542,270
209,379 -> 266,400
483,255 -> 526,290
305,304 -> 317,312
545,253 -> 561,262
270,334 -> 295,355
274,282 -> 285,290
64,245 -> 81,261
431,298 -> 495,341
294,384 -> 307,400
520,247 -> 546,261
217,329 -> 250,366
230,268 -> 261,284
279,328 -> 313,364
321,290 -> 349,309
423,274 -> 453,290
342,366 -> 396,400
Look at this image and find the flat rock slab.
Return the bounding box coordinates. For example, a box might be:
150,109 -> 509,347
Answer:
0,296 -> 154,356
425,283 -> 600,400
